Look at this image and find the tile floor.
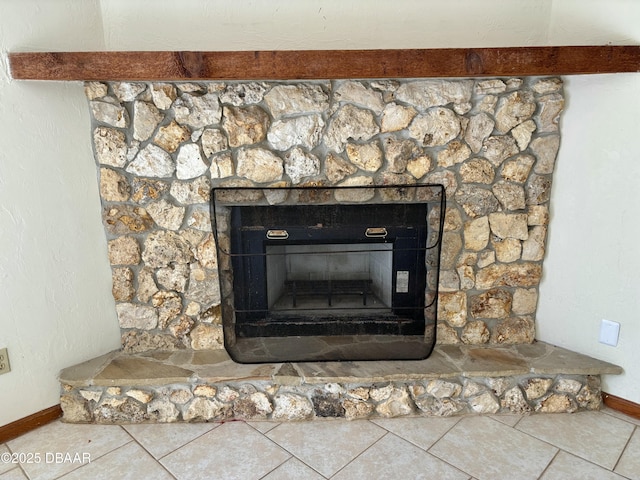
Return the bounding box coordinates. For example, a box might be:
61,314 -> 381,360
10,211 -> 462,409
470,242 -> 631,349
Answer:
1,408 -> 639,480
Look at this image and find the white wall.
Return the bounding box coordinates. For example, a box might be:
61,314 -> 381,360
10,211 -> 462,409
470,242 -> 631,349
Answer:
0,0 -> 121,426
1,0 -> 638,426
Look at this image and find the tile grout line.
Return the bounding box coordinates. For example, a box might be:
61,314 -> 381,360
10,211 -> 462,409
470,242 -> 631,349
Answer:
325,427 -> 390,479
118,425 -> 179,480
610,424 -> 637,476
535,448 -> 561,480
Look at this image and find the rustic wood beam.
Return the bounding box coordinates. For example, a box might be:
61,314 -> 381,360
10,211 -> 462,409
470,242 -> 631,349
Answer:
8,46 -> 640,81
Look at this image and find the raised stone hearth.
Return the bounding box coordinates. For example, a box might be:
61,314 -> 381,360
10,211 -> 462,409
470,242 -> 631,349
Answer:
59,342 -> 621,423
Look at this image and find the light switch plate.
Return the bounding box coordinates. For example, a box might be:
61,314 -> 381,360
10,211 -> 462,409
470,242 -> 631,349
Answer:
0,348 -> 10,375
599,319 -> 620,347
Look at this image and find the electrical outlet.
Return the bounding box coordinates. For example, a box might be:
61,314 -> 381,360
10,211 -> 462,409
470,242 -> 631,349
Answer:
599,319 -> 620,347
0,348 -> 10,375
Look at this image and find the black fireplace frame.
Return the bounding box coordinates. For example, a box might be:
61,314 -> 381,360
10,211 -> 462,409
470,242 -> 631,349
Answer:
211,184 -> 445,363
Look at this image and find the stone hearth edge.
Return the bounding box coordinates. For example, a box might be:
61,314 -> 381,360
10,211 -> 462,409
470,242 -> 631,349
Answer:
59,342 -> 621,423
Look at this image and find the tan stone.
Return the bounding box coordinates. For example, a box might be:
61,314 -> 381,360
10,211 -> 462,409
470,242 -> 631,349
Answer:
426,380 -> 461,398
438,291 -> 467,328
488,213 -> 529,240
146,199 -> 185,230
522,225 -> 547,261
236,148 -> 283,183
493,316 -> 535,344
343,399 -> 375,420
465,113 -> 495,153
126,389 -> 154,404
335,80 -> 385,114
325,104 -> 380,153
60,393 -> 92,422
94,127 -> 127,167
183,397 -> 230,421
536,394 -> 577,413
84,82 -> 108,100
137,267 -> 159,303
501,154 -> 535,183
407,155 -> 432,179
408,108 -> 461,147
170,176 -> 211,204
492,237 -> 522,263
133,101 -> 163,141
190,323 -> 224,350
440,232 -> 462,269
436,322 -> 461,344
459,158 -> 495,184
264,84 -> 329,119
528,205 -> 549,226
482,135 -> 519,166
375,387 -> 413,417
476,263 -> 542,289
131,178 -> 169,204
531,135 -> 561,174
112,267 -> 135,302
193,385 -> 217,398
103,205 -> 154,235
91,100 -> 129,128
513,288 -> 538,315
223,105 -> 270,147
151,83 -> 177,110
154,121 -> 190,153
381,102 -> 417,132
536,94 -> 564,133
494,90 -> 536,134
492,181 -> 526,211
272,393 -> 314,420
108,236 -> 141,265
524,378 -> 553,400
100,168 -> 130,202
461,320 -> 490,344
464,216 -> 490,251
346,142 -> 383,172
501,386 -> 532,414
470,289 -> 512,319
511,120 -> 537,151
443,207 -> 462,231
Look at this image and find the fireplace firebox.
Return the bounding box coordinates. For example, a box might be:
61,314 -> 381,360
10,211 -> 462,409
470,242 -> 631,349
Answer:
212,185 -> 444,363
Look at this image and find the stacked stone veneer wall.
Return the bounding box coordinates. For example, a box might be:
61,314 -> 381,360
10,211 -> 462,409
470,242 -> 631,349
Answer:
87,77 -> 564,353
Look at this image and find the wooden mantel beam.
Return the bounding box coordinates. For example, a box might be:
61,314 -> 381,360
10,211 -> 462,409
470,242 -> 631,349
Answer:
8,46 -> 640,81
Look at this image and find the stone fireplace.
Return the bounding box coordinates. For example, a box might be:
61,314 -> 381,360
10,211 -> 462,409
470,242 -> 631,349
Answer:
55,75 -> 622,423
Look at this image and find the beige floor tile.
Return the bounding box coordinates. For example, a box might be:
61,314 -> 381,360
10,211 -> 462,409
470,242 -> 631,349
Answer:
333,433 -> 470,480
247,420 -> 280,434
262,457 -> 325,480
602,407 -> 640,427
161,421 -> 289,480
615,427 -> 640,479
371,416 -> 461,450
123,422 -> 218,459
517,411 -> 634,470
430,416 -> 557,480
0,468 -> 28,480
0,445 -> 15,475
60,441 -> 174,480
490,414 -> 523,427
540,451 -> 627,480
266,419 -> 386,478
6,421 -> 131,480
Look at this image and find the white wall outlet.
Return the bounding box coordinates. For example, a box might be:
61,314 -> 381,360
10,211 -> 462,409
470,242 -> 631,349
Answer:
599,319 -> 620,347
0,348 -> 10,375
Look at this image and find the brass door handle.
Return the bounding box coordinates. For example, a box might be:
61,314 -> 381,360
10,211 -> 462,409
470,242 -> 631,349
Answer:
266,229 -> 289,239
365,227 -> 388,238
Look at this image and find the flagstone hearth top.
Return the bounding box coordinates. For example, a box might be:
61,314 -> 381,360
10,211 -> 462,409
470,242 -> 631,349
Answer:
59,341 -> 622,388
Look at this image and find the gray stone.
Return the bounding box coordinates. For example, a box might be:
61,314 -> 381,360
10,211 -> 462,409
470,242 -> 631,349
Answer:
264,84 -> 330,119
94,127 -> 128,167
60,393 -> 92,422
133,101 -> 163,141
147,399 -> 179,422
487,378 -> 510,397
346,142 -> 383,172
395,80 -> 473,110
146,199 -> 185,230
477,95 -> 498,114
268,114 -> 324,151
108,236 -> 141,265
408,108 -> 461,147
465,113 -> 495,153
443,207 -> 462,232
142,230 -> 193,268
511,120 -> 537,151
220,82 -> 268,106
196,234 -> 218,270
512,288 -> 538,315
537,93 -> 564,132
312,394 -> 345,418
469,392 -> 500,414
455,185 -> 500,218
325,153 -> 357,183
324,104 -> 380,153
426,380 -> 462,398
95,397 -> 148,424
234,393 -> 273,419
381,102 -> 417,132
492,181 -> 526,211
335,81 -> 385,115
501,386 -> 532,414
280,148 -> 319,185
425,171 -> 458,199
189,323 -> 224,350
438,291 -> 467,328
185,265 -> 220,306
272,393 -> 314,420
170,176 -> 211,204
116,303 -> 158,330
334,177 -> 375,202
183,397 -> 230,421
501,154 -> 535,183
84,82 -> 108,100
493,316 -> 535,344
533,78 -> 563,95
222,105 -> 270,147
470,289 -> 512,319
377,174 -> 416,201
112,82 -> 146,102
476,264 -> 541,289
127,144 -> 175,178
440,232 -> 462,270
169,315 -> 195,341
121,331 -> 184,353
522,225 -> 547,261
343,400 -> 375,420
209,152 -> 234,179
482,135 -> 519,166
103,205 -> 154,235
576,385 -> 601,410
130,178 -> 169,205
383,138 -> 421,173
156,264 -> 190,293
413,396 -> 465,416
173,93 -> 222,128
91,100 -> 129,128
137,267 -> 158,303
176,143 -> 208,180
154,121 -> 190,153
100,168 -> 130,202
218,386 -> 240,403
531,135 -> 560,174
436,323 -> 461,344
151,83 -> 177,110
477,251 -> 496,269
437,141 -> 471,167
524,378 -> 554,400
526,174 -> 552,205
493,238 -> 522,263
494,90 -> 536,134
555,379 -> 583,395
375,387 -> 413,417
464,216 -> 490,251
237,148 -> 283,183
475,79 -> 507,95
201,128 -> 228,157
461,321 -> 490,344
459,158 -> 495,184
112,267 -> 135,302
488,213 -> 529,240
153,291 -> 184,329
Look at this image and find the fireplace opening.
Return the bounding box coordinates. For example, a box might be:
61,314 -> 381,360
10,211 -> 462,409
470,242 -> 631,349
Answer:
212,185 -> 444,363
